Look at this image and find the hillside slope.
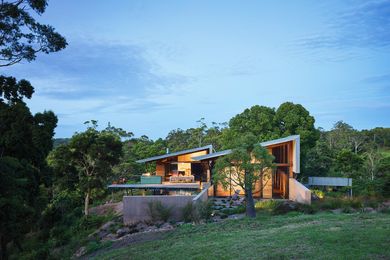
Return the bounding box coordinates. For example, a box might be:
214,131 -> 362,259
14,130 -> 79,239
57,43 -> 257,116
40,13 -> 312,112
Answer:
90,212 -> 390,259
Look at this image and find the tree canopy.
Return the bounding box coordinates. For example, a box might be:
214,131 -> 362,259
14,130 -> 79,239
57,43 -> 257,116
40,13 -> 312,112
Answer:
0,0 -> 67,67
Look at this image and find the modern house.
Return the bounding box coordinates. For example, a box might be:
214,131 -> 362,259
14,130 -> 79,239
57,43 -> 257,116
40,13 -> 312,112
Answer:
127,135 -> 309,202
112,135 -> 310,223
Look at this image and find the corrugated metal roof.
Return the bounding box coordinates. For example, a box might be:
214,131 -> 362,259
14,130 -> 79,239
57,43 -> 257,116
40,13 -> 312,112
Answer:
192,135 -> 300,161
136,145 -> 213,163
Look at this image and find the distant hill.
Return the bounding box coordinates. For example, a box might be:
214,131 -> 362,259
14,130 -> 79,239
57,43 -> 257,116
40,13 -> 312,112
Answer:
53,138 -> 70,148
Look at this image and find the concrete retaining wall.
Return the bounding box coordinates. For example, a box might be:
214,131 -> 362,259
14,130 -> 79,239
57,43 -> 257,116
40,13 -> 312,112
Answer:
123,184 -> 212,224
289,178 -> 311,205
123,195 -> 195,224
193,183 -> 210,203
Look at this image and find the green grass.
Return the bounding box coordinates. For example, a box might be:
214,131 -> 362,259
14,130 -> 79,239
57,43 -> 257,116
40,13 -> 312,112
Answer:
93,212 -> 390,259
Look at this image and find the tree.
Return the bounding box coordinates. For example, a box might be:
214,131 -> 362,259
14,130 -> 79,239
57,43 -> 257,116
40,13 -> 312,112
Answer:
304,140 -> 334,177
115,136 -> 166,182
275,102 -> 318,153
335,149 -> 363,178
49,123 -> 123,216
0,77 -> 57,259
0,157 -> 35,260
326,121 -> 354,151
227,105 -> 277,144
350,130 -> 366,154
363,149 -> 383,181
213,134 -> 275,218
165,128 -> 191,152
0,0 -> 67,67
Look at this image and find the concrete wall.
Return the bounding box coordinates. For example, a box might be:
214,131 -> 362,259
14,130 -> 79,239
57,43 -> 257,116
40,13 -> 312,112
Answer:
123,184 -> 212,224
123,195 -> 195,224
193,183 -> 210,203
289,178 -> 311,205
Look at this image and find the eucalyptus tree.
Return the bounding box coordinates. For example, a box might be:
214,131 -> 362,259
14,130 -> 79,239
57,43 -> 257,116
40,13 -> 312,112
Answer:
213,134 -> 275,218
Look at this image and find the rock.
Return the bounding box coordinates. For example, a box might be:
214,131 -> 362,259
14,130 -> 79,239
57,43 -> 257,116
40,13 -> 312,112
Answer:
154,221 -> 164,227
101,221 -> 115,231
145,225 -> 158,232
116,227 -> 130,237
136,222 -> 149,231
103,233 -> 117,241
363,207 -> 375,213
74,246 -> 87,258
228,214 -> 245,220
160,222 -> 174,230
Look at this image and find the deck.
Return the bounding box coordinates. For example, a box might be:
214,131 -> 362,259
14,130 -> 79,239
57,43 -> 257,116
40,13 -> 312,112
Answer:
108,182 -> 201,190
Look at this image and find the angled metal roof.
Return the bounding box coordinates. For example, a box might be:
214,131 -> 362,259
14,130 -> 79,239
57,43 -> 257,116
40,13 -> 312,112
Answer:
192,135 -> 300,161
136,145 -> 213,163
259,135 -> 300,147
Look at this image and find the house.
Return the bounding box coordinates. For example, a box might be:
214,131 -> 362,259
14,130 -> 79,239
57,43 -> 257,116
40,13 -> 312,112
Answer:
112,135 -> 310,223
129,135 -> 309,202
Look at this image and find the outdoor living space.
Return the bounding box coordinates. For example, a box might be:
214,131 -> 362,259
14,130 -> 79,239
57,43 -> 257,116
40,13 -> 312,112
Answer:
136,145 -> 213,186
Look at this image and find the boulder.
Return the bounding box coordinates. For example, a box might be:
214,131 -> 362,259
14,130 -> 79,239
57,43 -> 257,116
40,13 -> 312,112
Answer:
74,246 -> 86,258
116,227 -> 130,237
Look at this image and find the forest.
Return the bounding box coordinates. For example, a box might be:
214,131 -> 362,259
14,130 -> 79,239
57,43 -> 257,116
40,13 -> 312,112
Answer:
0,1 -> 389,259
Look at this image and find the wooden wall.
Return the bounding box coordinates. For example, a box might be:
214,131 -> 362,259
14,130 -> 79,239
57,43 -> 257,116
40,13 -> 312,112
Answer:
156,163 -> 165,176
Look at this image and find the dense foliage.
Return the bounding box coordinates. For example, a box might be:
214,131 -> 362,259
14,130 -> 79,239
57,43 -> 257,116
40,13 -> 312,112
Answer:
304,122 -> 390,196
0,76 -> 57,259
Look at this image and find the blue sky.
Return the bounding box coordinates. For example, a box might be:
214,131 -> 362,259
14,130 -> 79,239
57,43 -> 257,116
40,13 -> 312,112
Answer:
3,0 -> 390,138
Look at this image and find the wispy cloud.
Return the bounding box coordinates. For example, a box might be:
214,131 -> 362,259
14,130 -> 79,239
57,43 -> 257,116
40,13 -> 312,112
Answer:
362,72 -> 390,84
296,0 -> 390,51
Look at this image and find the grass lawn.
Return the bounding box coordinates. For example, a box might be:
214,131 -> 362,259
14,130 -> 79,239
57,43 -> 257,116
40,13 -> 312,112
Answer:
93,212 -> 390,259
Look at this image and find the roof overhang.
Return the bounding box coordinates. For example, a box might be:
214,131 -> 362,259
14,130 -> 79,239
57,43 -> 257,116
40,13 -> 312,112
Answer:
192,135 -> 300,173
136,145 -> 213,163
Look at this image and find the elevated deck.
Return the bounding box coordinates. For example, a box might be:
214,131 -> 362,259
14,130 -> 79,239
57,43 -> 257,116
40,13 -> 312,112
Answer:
108,182 -> 200,190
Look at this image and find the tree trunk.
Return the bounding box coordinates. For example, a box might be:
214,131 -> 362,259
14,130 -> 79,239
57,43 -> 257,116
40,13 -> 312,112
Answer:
84,188 -> 90,216
245,188 -> 256,218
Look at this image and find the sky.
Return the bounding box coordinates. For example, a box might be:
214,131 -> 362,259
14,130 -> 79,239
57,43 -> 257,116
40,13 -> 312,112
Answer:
2,0 -> 390,139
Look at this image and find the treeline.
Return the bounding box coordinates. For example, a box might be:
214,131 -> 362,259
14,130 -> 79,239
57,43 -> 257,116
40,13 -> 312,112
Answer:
90,103 -> 390,200
305,122 -> 390,196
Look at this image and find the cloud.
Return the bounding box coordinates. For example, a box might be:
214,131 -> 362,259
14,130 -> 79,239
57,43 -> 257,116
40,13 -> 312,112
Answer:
362,72 -> 390,84
5,39 -> 191,110
296,0 -> 390,51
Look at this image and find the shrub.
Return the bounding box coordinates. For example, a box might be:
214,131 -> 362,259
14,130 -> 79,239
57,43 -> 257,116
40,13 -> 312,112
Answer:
147,201 -> 174,222
298,204 -> 318,214
197,200 -> 214,220
182,202 -> 198,223
255,200 -> 283,212
221,205 -> 246,215
311,189 -> 325,199
182,200 -> 213,223
77,214 -> 107,231
315,198 -> 344,210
